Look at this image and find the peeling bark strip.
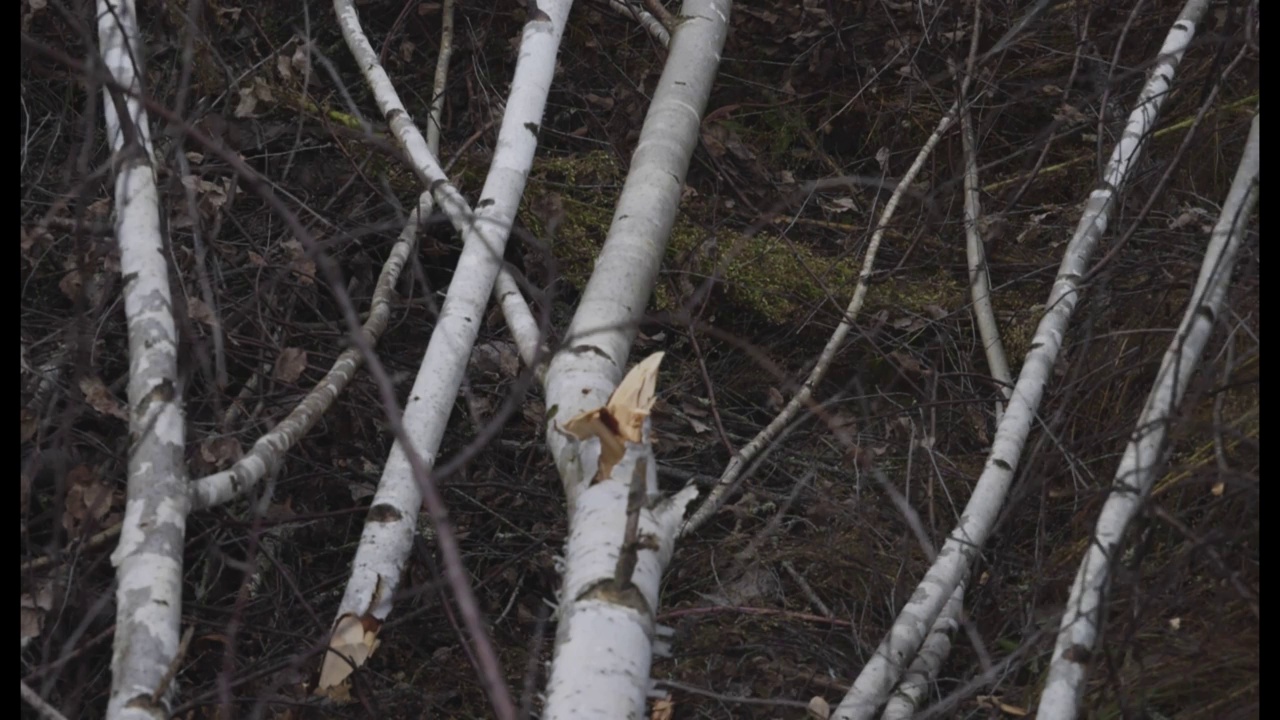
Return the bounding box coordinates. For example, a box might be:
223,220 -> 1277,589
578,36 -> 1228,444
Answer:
831,1 -> 1211,717
98,2 -> 191,719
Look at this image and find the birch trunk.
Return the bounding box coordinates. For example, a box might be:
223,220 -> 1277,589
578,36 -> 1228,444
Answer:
541,0 -> 730,714
98,2 -> 190,717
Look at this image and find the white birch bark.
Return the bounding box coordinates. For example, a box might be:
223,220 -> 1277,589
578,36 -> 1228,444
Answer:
880,582 -> 965,719
543,0 -> 729,511
333,0 -> 476,233
425,0 -> 455,154
494,266 -> 549,377
98,2 -> 190,718
832,2 -> 1209,716
962,97 -> 1012,408
880,102 -> 997,720
545,446 -> 699,718
541,0 -> 730,714
607,0 -> 671,47
319,0 -> 573,690
1035,112 -> 1258,720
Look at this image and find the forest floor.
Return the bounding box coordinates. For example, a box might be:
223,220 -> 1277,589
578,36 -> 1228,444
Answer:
21,1 -> 1258,718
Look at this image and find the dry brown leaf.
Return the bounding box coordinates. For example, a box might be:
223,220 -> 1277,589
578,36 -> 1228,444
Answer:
63,465 -> 113,536
521,399 -> 546,430
199,435 -> 243,469
829,411 -> 858,445
472,341 -> 520,378
766,386 -> 785,412
79,376 -> 128,420
650,694 -> 675,720
20,577 -> 56,648
274,347 -> 308,383
21,225 -> 46,254
317,613 -> 382,692
890,350 -> 928,376
86,197 -> 111,220
252,77 -> 275,103
700,124 -> 728,159
187,296 -> 218,328
966,403 -> 991,445
282,239 -> 316,285
21,407 -> 39,443
290,44 -> 311,77
58,268 -> 83,301
585,93 -> 615,111
807,695 -> 831,719
276,53 -> 293,81
680,401 -> 707,418
234,85 -> 258,118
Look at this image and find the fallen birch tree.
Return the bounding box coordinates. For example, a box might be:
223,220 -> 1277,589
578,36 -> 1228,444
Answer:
96,2 -> 191,717
1036,111 -> 1259,720
19,0 -> 1258,716
317,2 -> 574,711
539,0 -> 730,712
832,1 -> 1212,716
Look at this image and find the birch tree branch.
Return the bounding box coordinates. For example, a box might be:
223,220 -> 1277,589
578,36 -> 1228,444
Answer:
494,265 -> 549,378
881,9 -> 997,715
1035,112 -> 1258,720
682,95 -> 968,537
880,582 -> 966,720
418,0 -> 542,373
425,0 -> 455,154
97,2 -> 190,718
318,3 -> 573,710
545,355 -> 701,717
832,3 -> 1210,716
190,191 -> 430,509
962,93 -> 1012,408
